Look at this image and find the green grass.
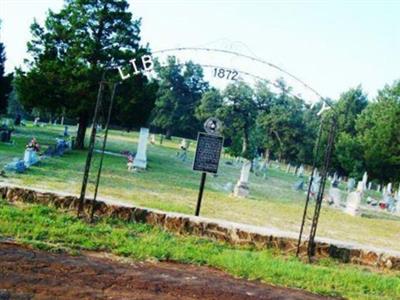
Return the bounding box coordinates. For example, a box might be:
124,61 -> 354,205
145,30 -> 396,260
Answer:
0,199 -> 399,300
1,122 -> 400,253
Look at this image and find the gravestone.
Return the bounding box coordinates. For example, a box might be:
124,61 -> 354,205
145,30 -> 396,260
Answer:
328,186 -> 342,207
5,158 -> 26,173
368,182 -> 372,190
133,127 -> 149,169
297,164 -> 304,177
63,126 -> 69,137
362,172 -> 368,190
377,184 -> 381,192
384,193 -> 396,213
311,169 -> 321,196
33,117 -> 40,126
234,160 -> 251,197
386,183 -> 393,195
24,148 -> 39,167
347,178 -> 356,192
286,164 -> 291,173
344,181 -> 363,216
150,134 -> 156,144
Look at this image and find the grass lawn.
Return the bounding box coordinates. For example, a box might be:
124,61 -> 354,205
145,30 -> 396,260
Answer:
0,122 -> 400,253
0,199 -> 399,300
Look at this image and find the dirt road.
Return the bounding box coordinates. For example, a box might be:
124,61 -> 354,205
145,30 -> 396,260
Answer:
0,242 -> 336,300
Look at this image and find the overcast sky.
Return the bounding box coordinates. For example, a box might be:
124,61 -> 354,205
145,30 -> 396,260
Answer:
0,0 -> 399,102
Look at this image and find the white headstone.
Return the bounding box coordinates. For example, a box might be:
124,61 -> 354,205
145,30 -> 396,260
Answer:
234,160 -> 251,197
387,183 -> 393,195
344,181 -> 363,216
328,187 -> 342,207
368,182 -> 372,190
133,127 -> 149,169
362,172 -> 368,190
297,164 -> 304,177
377,184 -> 381,192
286,164 -> 291,173
24,149 -> 39,167
150,134 -> 156,144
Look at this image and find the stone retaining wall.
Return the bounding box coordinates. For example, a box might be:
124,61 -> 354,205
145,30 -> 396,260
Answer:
1,184 -> 399,270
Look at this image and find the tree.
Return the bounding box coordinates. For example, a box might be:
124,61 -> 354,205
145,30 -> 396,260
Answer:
195,87 -> 223,122
219,81 -> 258,159
356,80 -> 400,184
257,79 -> 314,164
331,86 -> 368,177
15,0 -> 149,148
151,57 -> 208,138
0,21 -> 13,114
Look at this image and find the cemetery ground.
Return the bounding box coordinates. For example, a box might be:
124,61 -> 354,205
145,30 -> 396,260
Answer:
0,123 -> 400,299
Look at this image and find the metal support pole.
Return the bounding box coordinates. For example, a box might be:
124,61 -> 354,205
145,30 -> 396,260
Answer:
77,80 -> 105,217
195,172 -> 207,216
90,82 -> 118,222
307,118 -> 337,260
296,121 -> 324,256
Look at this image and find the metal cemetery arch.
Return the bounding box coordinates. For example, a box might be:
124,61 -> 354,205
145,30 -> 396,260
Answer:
80,46 -> 338,261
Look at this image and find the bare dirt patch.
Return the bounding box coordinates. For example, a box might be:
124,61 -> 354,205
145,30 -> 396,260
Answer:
0,242 -> 337,300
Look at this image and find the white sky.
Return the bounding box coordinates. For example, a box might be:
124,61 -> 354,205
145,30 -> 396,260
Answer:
1,0 -> 399,102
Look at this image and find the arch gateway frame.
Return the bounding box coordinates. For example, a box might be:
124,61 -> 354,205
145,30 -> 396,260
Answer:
78,46 -> 338,262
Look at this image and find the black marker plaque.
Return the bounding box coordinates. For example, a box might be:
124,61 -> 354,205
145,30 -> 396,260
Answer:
193,132 -> 224,174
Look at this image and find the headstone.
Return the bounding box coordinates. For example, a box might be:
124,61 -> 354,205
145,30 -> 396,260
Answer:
24,148 -> 39,167
384,193 -> 396,213
328,187 -> 342,207
234,160 -> 251,197
33,117 -> 40,126
311,169 -> 321,196
286,164 -> 291,174
297,164 -> 304,178
344,181 -> 363,216
331,172 -> 340,187
133,127 -> 149,169
61,116 -> 64,126
368,182 -> 372,190
362,172 -> 368,191
396,188 -> 400,214
150,134 -> 156,144
63,126 -> 69,137
377,184 -> 381,192
386,183 -> 393,195
347,178 -> 356,192
5,158 -> 26,173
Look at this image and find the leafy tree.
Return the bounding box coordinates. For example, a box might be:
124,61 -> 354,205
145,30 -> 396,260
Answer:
257,79 -> 314,163
330,86 -> 368,177
356,80 -> 400,184
0,21 -> 13,114
151,57 -> 208,138
15,0 -> 150,148
7,88 -> 26,117
195,87 -> 223,122
219,81 -> 258,159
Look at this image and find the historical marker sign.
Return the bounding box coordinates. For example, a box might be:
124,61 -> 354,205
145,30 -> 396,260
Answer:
193,132 -> 224,174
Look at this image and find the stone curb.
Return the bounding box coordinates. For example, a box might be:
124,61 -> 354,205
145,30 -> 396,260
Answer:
0,184 -> 399,270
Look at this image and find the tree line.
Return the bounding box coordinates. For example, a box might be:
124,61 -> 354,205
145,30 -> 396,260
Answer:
0,0 -> 398,185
